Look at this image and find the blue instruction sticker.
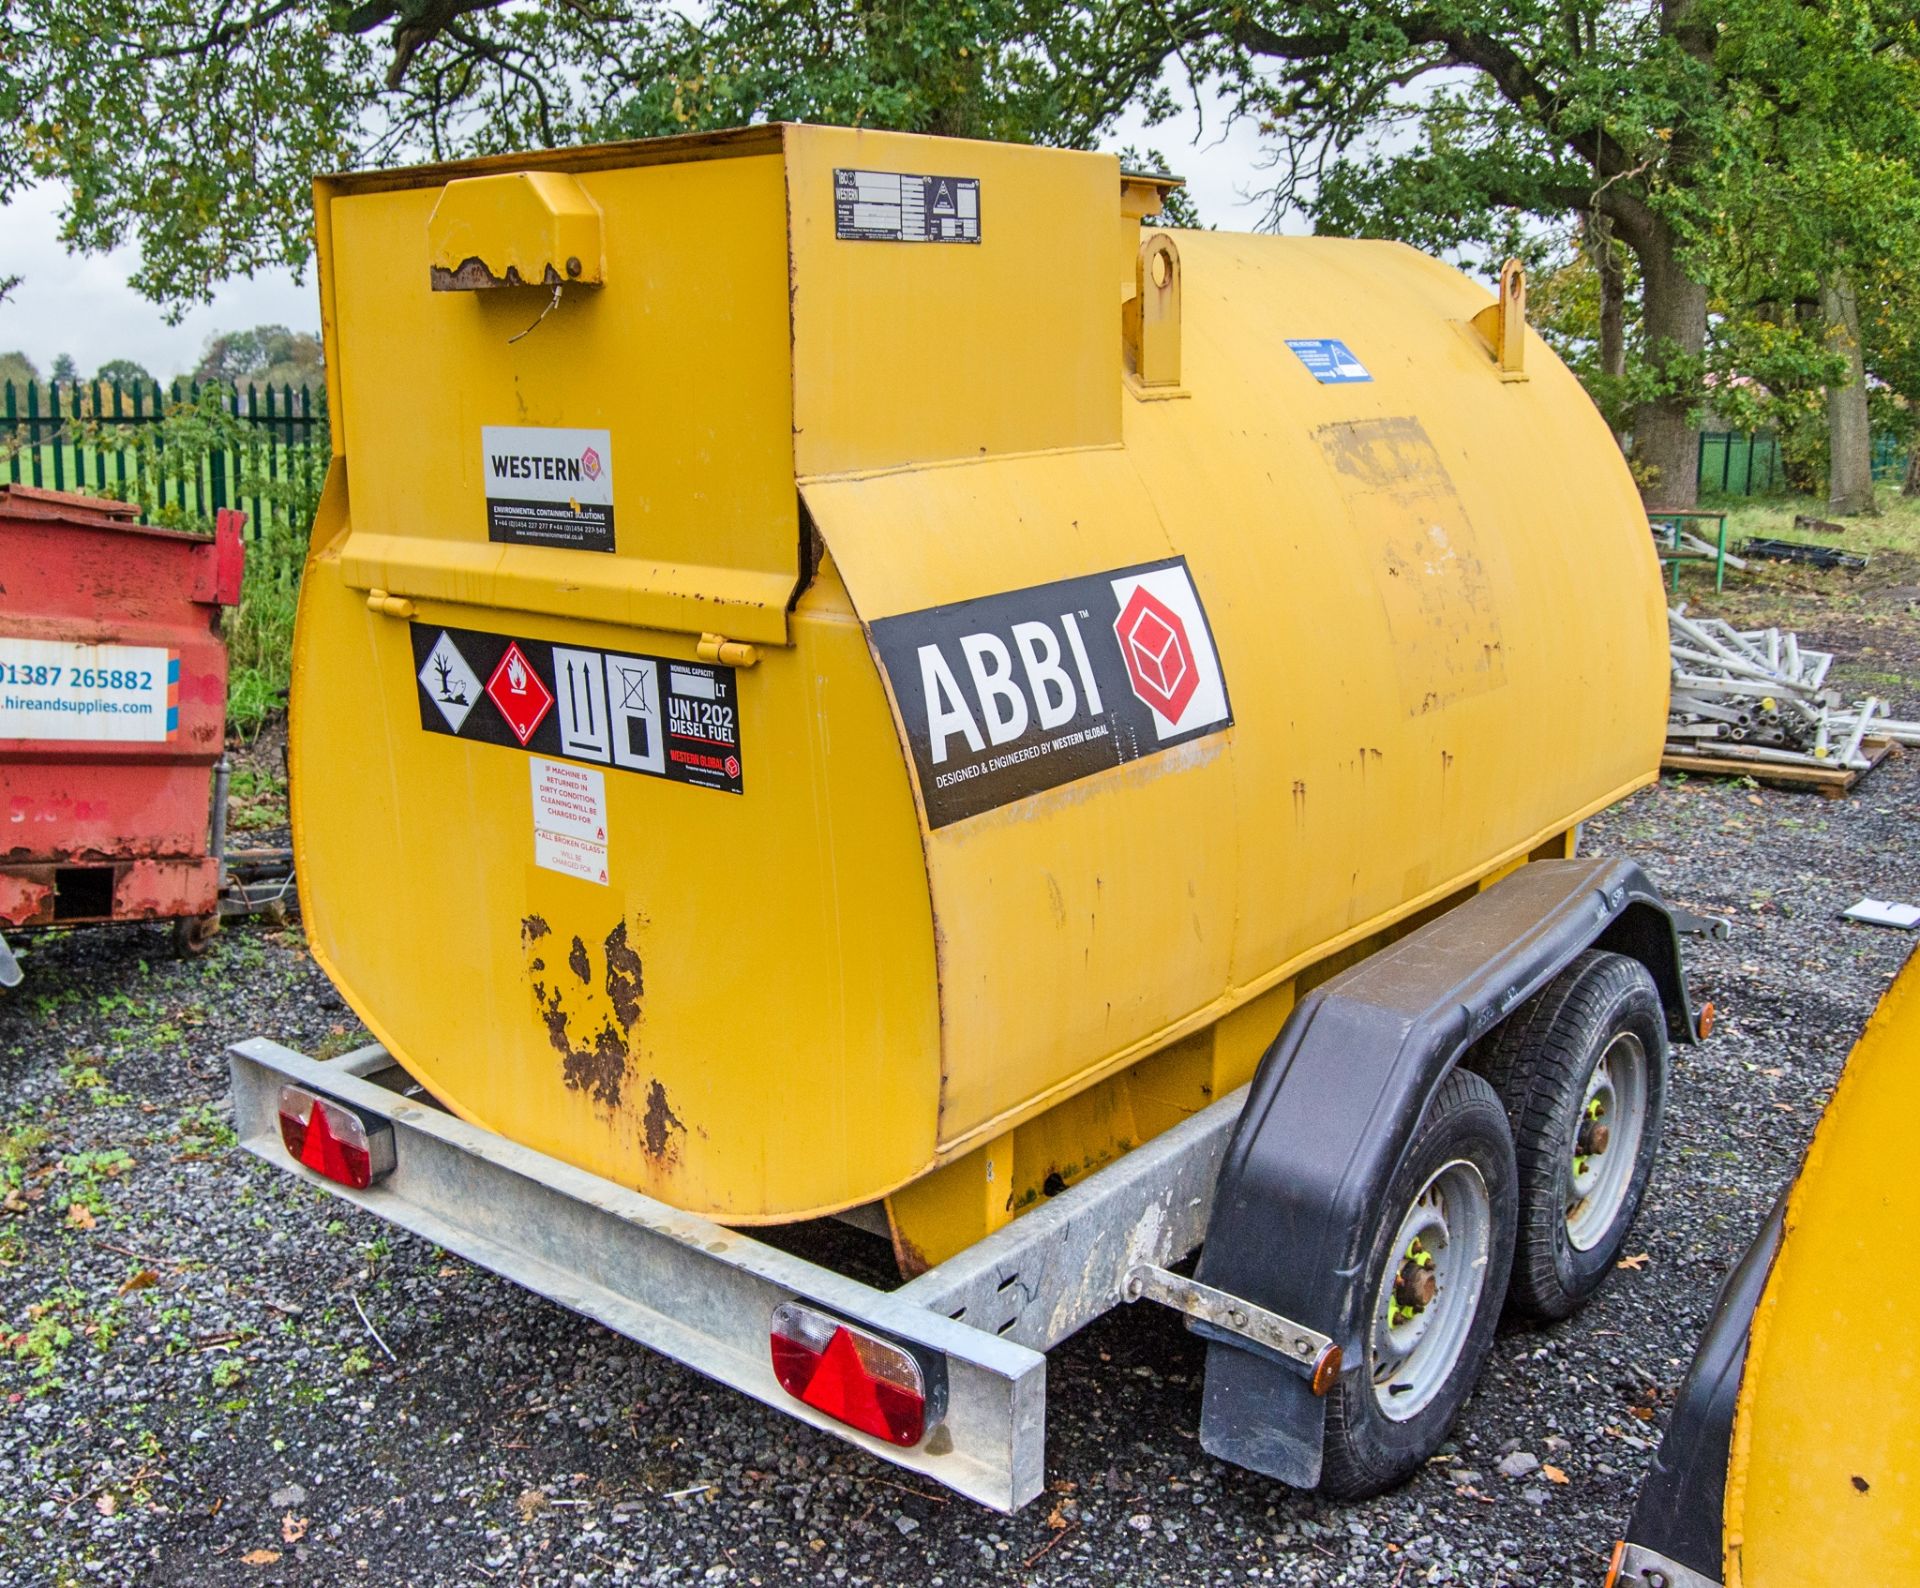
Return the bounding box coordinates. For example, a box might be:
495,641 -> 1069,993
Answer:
1287,338 -> 1372,384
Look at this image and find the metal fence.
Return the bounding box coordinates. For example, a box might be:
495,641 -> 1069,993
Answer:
0,378 -> 328,537
1697,430 -> 1783,496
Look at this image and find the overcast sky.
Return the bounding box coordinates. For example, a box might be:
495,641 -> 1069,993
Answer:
0,100 -> 1281,381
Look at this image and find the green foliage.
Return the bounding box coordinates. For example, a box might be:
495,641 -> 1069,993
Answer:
96,358 -> 154,386
0,351 -> 40,386
194,325 -> 324,390
50,352 -> 76,383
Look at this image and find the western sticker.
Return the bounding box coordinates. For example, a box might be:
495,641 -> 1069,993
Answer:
1286,338 -> 1372,384
481,425 -> 615,552
868,557 -> 1232,829
834,169 -> 981,243
0,637 -> 177,743
411,623 -> 742,795
531,757 -> 609,885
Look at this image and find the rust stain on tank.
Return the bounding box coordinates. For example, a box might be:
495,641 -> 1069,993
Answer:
642,1078 -> 685,1159
521,914 -> 550,944
604,920 -> 644,1030
568,935 -> 591,983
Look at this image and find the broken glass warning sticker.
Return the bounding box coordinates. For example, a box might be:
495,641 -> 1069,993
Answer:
834,169 -> 980,243
410,624 -> 741,795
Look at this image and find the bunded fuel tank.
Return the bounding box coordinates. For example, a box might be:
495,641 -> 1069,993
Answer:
290,124 -> 1667,1255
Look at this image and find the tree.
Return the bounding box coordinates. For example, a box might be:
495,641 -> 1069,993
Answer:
1,0 -> 1092,313
0,352 -> 40,388
95,358 -> 155,387
193,325 -> 324,391
50,352 -> 76,384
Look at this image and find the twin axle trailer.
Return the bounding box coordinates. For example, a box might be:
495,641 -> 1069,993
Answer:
240,123 -> 1702,1509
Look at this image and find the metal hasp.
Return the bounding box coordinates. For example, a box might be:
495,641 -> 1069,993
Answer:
1470,258 -> 1528,381
1123,1264 -> 1337,1384
1194,856 -> 1696,1488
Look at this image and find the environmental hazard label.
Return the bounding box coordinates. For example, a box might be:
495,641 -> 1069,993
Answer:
412,623 -> 742,795
531,757 -> 610,885
481,425 -> 615,552
834,169 -> 981,243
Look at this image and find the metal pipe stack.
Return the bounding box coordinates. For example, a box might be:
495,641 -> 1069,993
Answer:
1667,607 -> 1914,772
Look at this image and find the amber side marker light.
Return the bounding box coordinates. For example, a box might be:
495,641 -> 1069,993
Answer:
277,1084 -> 396,1190
1310,1344 -> 1344,1396
1698,1001 -> 1717,1040
1603,1540 -> 1626,1588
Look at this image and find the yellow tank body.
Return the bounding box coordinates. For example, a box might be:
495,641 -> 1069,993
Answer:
290,124 -> 1667,1254
1722,950 -> 1920,1585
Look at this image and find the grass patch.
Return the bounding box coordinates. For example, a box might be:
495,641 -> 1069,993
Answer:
1705,487 -> 1920,561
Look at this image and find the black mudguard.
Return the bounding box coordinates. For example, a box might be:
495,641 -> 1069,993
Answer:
1622,1192 -> 1784,1580
1194,856 -> 1696,1486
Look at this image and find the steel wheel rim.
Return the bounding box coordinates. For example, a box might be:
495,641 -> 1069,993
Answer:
1370,1159 -> 1492,1421
1566,1030 -> 1649,1251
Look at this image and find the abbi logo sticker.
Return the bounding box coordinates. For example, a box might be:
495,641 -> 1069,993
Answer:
1109,566 -> 1228,737
868,556 -> 1233,829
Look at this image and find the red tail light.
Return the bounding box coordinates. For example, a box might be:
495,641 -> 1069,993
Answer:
277,1085 -> 395,1190
769,1302 -> 935,1446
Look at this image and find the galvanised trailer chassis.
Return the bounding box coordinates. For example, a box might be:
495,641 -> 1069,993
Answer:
229,1037 -> 1293,1512
229,856 -> 1698,1511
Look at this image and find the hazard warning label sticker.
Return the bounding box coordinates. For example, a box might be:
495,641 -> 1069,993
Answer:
531,757 -> 610,884
411,624 -> 743,795
834,169 -> 980,243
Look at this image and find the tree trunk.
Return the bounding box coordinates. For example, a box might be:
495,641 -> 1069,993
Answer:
1626,215 -> 1706,507
1821,273 -> 1877,515
1592,220 -> 1627,383
1905,443 -> 1920,498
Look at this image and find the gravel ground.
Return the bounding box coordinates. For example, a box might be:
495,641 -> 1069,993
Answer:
4,569 -> 1917,1588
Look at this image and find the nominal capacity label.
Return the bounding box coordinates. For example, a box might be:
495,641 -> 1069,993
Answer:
0,637 -> 177,743
834,169 -> 980,243
482,425 -> 615,553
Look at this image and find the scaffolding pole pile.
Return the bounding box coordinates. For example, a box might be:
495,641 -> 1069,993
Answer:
1667,607 -> 1917,776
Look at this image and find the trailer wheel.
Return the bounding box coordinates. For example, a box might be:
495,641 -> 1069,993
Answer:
1477,950 -> 1667,1321
1321,1069 -> 1516,1500
172,914 -> 220,957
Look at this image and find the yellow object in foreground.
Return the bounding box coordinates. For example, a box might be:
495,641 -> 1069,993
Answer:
290,125 -> 1666,1256
1723,948 -> 1920,1584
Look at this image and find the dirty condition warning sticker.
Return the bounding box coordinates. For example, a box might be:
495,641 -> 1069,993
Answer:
868,557 -> 1231,829
411,623 -> 743,794
531,757 -> 609,884
834,168 -> 981,242
0,637 -> 177,743
481,425 -> 615,552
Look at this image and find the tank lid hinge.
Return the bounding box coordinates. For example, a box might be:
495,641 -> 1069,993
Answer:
697,632 -> 760,668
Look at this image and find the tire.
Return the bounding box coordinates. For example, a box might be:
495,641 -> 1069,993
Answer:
1476,949 -> 1667,1321
172,914 -> 220,957
1321,1068 -> 1517,1500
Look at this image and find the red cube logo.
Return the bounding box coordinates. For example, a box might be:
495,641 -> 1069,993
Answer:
1114,586 -> 1199,724
486,642 -> 554,745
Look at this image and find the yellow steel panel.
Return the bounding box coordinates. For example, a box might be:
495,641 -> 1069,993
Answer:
296,126 -> 1664,1229
291,509 -> 942,1218
1724,950 -> 1920,1585
784,125 -> 1120,477
324,154 -> 798,643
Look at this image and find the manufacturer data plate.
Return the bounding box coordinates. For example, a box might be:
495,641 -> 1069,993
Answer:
412,623 -> 742,795
834,169 -> 981,243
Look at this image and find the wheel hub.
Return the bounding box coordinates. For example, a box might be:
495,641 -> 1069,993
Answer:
1371,1160 -> 1492,1421
1565,1031 -> 1650,1251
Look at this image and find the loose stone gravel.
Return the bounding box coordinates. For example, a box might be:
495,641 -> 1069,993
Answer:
3,571 -> 1916,1587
